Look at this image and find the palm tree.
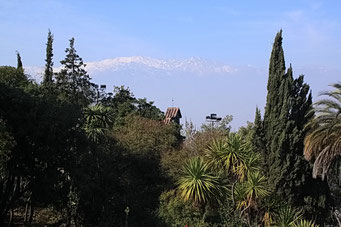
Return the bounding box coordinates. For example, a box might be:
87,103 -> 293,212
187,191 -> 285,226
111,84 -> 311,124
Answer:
83,104 -> 114,142
234,171 -> 269,220
205,133 -> 252,180
177,157 -> 226,205
236,151 -> 260,180
304,83 -> 341,179
205,133 -> 262,208
242,171 -> 269,210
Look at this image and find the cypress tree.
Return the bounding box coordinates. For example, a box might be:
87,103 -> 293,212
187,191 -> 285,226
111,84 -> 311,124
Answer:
16,51 -> 23,70
264,30 -> 286,123
56,38 -> 95,106
262,31 -> 329,221
250,107 -> 267,188
251,107 -> 267,173
43,30 -> 54,85
16,51 -> 23,74
263,30 -> 291,189
15,51 -> 27,83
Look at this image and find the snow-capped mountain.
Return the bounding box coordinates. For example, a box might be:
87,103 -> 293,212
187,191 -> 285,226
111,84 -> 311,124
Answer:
25,56 -> 236,80
85,56 -> 235,74
22,56 -> 341,130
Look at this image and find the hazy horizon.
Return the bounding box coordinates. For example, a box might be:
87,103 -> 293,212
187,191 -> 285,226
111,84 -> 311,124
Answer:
2,0 -> 341,129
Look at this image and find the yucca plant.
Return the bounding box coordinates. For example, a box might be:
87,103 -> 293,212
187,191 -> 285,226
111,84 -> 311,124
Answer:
293,219 -> 319,227
177,157 -> 226,205
233,182 -> 248,211
273,206 -> 303,227
205,133 -> 250,180
236,151 -> 260,180
234,171 -> 269,213
83,104 -> 114,142
204,138 -> 227,171
243,171 -> 269,206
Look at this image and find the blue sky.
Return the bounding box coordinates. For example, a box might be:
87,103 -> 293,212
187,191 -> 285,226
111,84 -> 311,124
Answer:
1,0 -> 341,129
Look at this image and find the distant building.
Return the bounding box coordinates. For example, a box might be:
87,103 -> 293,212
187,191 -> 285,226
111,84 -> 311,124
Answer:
164,107 -> 182,125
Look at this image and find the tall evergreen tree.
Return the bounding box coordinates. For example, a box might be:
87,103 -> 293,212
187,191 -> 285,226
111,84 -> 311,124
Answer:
15,51 -> 27,84
251,107 -> 266,170
264,30 -> 286,125
263,30 -> 291,189
16,51 -> 23,70
55,38 -> 95,106
43,30 -> 54,85
262,31 -> 329,221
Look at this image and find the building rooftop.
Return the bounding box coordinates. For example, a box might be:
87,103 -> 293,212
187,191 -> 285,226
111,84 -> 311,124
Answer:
164,107 -> 182,124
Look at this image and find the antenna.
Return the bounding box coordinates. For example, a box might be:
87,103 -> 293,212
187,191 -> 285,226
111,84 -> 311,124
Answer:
172,98 -> 174,107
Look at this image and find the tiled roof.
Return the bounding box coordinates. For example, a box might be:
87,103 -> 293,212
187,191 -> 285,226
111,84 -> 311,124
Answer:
164,107 -> 182,124
165,107 -> 181,118
164,118 -> 172,124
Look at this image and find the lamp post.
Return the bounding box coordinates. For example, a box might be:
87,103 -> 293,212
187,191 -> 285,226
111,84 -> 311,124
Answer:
205,113 -> 222,129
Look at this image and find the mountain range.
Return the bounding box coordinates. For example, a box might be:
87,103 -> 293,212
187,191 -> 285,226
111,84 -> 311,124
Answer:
24,56 -> 339,129
26,56 -> 239,81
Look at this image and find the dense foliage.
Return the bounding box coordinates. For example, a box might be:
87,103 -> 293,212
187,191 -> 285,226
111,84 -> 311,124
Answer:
0,30 -> 338,226
258,31 -> 330,224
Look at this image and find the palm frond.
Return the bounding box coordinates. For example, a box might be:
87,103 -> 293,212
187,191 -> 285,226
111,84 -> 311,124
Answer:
205,133 -> 251,180
274,206 -> 303,227
304,82 -> 341,178
177,157 -> 227,205
83,104 -> 114,142
293,219 -> 319,227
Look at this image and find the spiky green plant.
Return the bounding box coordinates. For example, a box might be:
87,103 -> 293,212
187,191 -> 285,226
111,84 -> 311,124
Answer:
234,171 -> 269,213
293,219 -> 319,227
243,171 -> 269,205
236,151 -> 260,179
204,138 -> 227,170
177,157 -> 226,205
234,182 -> 248,211
273,206 -> 303,227
304,82 -> 341,179
205,133 -> 251,180
83,104 -> 114,142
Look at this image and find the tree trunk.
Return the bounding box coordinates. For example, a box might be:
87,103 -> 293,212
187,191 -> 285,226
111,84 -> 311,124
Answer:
8,208 -> 13,227
28,201 -> 33,226
23,197 -> 30,226
231,179 -> 238,208
334,210 -> 341,227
